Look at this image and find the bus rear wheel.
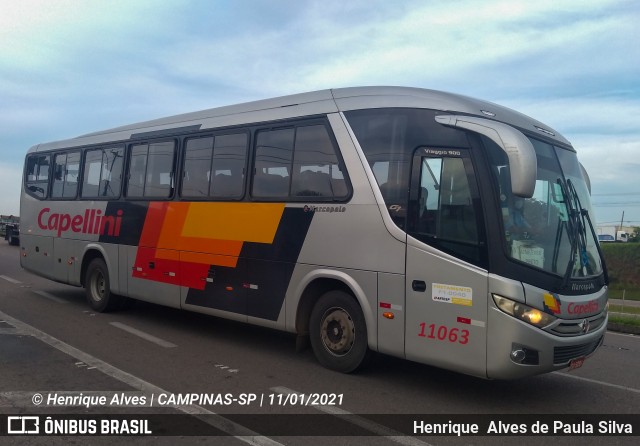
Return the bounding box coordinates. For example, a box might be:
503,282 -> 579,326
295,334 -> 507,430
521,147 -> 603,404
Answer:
309,290 -> 370,373
85,258 -> 123,312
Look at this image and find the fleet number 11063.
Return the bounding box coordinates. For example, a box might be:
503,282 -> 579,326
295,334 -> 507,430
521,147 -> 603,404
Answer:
418,323 -> 469,345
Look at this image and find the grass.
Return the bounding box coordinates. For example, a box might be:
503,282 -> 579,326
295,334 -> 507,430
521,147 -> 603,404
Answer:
609,315 -> 640,328
609,304 -> 640,315
607,288 -> 640,301
601,243 -> 640,295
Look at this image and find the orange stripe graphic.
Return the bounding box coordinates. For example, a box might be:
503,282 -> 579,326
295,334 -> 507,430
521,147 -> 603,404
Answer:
133,202 -> 286,289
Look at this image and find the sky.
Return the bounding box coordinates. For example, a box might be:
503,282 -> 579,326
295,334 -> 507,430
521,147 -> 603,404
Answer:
1,0 -> 639,226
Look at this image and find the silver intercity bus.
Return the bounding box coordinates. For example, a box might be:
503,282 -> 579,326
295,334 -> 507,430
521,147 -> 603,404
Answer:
20,87 -> 607,379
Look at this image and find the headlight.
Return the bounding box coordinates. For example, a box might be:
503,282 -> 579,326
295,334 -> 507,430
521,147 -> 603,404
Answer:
492,294 -> 557,328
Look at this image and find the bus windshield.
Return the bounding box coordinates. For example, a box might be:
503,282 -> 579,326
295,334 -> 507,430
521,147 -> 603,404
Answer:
484,136 -> 603,279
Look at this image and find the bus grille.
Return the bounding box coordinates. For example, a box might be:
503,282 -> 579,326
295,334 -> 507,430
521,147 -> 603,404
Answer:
553,336 -> 603,365
549,312 -> 607,337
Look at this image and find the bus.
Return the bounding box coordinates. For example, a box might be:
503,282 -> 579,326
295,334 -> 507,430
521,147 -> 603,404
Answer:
20,87 -> 608,379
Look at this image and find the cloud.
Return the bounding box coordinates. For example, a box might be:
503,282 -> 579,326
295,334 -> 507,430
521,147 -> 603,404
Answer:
143,0 -> 636,105
0,0 -> 638,222
569,134 -> 640,184
502,95 -> 640,136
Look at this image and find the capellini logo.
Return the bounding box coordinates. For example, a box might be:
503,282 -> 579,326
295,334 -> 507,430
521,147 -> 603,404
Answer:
543,292 -> 562,315
37,208 -> 123,237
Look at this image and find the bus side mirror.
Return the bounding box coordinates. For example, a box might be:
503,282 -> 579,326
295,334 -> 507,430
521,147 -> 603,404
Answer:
435,115 -> 537,198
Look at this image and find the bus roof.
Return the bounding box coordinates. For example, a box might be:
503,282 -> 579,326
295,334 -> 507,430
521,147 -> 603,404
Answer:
27,86 -> 571,153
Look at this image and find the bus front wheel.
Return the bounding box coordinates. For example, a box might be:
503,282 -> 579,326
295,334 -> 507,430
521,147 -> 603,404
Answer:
309,290 -> 371,373
85,258 -> 122,312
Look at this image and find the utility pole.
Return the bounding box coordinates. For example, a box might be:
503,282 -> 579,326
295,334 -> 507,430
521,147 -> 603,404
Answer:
619,210 -> 625,241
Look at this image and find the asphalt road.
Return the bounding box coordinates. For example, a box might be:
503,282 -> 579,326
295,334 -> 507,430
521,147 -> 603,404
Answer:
0,241 -> 638,446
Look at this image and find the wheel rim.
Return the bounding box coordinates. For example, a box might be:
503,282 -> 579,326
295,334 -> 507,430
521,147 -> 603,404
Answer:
90,270 -> 106,302
320,307 -> 355,356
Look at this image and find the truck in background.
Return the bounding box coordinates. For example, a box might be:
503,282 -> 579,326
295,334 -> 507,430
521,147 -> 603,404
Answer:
1,215 -> 20,246
4,222 -> 19,246
597,226 -> 628,242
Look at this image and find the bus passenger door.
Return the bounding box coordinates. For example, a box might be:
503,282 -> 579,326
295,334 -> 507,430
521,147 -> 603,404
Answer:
404,148 -> 489,378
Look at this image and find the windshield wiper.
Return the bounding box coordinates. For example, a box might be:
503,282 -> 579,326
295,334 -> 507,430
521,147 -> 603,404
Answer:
560,179 -> 608,288
557,179 -> 579,288
569,179 -> 609,285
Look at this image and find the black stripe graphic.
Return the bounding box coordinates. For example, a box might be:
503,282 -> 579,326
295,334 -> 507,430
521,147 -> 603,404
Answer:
185,207 -> 314,320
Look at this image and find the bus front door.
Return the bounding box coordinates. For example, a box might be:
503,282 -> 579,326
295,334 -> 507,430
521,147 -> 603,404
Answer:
404,149 -> 489,378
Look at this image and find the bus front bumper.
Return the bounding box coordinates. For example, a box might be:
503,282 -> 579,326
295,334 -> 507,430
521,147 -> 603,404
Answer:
486,306 -> 607,380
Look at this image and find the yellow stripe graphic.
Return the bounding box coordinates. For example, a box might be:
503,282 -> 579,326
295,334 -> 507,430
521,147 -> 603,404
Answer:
180,202 -> 285,243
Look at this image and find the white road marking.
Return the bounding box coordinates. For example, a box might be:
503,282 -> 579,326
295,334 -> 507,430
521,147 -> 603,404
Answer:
271,386 -> 433,446
607,331 -> 638,338
0,309 -> 283,446
0,275 -> 22,284
0,319 -> 22,335
109,322 -> 177,348
549,330 -> 640,392
551,371 -> 640,394
33,290 -> 67,304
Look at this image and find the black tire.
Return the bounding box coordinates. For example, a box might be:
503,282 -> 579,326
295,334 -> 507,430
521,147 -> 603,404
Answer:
309,290 -> 371,373
85,258 -> 122,312
8,231 -> 18,246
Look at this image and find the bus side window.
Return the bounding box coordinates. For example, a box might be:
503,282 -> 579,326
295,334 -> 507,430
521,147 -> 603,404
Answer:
437,158 -> 478,243
182,136 -> 213,198
252,124 -> 348,200
52,153 -> 67,198
291,125 -> 347,199
211,133 -> 247,198
127,144 -> 148,198
144,141 -> 175,198
52,151 -> 80,199
409,154 -> 482,264
182,133 -> 247,199
125,142 -> 179,198
25,154 -> 50,199
101,147 -> 124,197
252,128 -> 294,198
82,147 -> 123,198
82,149 -> 102,197
64,152 -> 80,198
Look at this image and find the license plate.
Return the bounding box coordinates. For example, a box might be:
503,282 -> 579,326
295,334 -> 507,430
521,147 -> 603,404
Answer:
569,357 -> 585,370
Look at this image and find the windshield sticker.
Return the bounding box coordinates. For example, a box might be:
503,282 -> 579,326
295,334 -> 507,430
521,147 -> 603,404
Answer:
511,240 -> 544,269
432,283 -> 473,306
543,292 -> 562,315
